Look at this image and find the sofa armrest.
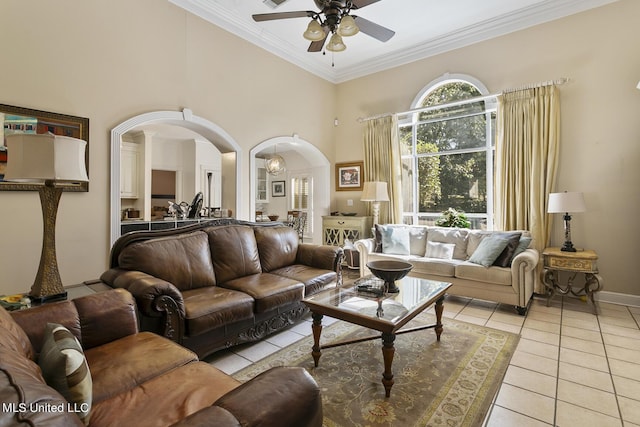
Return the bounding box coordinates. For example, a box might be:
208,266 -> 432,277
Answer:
510,248 -> 539,272
100,268 -> 186,342
185,367 -> 322,427
510,248 -> 540,309
354,238 -> 376,277
296,244 -> 344,273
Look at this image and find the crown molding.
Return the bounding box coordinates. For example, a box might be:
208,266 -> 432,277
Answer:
169,0 -> 337,81
170,0 -> 619,84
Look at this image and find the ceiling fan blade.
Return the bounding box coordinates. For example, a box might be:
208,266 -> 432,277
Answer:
351,0 -> 382,9
353,16 -> 395,42
252,11 -> 314,22
308,28 -> 329,52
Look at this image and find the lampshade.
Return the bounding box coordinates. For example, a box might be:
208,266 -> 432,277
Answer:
361,181 -> 390,202
637,80 -> 640,90
337,15 -> 359,37
4,134 -> 88,183
4,133 -> 88,303
547,192 -> 586,213
303,19 -> 325,41
326,33 -> 346,52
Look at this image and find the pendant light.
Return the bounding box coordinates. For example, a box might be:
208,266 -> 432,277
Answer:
265,145 -> 286,175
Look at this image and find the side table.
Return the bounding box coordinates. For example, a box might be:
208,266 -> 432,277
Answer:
542,247 -> 603,314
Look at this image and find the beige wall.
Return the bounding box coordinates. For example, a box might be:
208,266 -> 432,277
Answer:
335,0 -> 640,297
0,0 -> 336,294
1,0 -> 638,299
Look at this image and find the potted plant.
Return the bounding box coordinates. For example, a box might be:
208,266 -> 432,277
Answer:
435,207 -> 471,228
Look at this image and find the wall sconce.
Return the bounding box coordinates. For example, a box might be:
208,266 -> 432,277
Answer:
4,134 -> 88,302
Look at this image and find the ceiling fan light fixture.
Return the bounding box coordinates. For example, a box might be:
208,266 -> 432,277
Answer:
303,19 -> 325,41
326,32 -> 346,52
337,14 -> 359,37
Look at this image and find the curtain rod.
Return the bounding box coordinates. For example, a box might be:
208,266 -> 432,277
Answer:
357,77 -> 570,123
502,77 -> 569,94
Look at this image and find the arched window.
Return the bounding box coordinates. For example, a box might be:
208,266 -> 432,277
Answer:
399,75 -> 496,229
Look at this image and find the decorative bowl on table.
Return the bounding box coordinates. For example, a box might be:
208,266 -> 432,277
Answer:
366,260 -> 413,294
268,215 -> 279,221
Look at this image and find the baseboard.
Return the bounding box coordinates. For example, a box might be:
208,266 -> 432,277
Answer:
594,291 -> 640,308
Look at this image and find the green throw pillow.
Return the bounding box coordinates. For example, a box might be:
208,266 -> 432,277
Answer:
512,236 -> 532,260
468,235 -> 510,267
38,323 -> 92,425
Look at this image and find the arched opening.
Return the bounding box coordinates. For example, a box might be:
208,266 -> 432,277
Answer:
250,135 -> 330,244
110,109 -> 242,245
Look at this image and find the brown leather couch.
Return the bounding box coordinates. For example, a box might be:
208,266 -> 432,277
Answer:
0,289 -> 322,427
101,219 -> 343,358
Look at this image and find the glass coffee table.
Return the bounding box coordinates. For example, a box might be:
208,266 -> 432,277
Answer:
303,276 -> 452,397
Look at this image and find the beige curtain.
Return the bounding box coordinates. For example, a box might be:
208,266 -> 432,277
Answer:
363,115 -> 402,224
495,85 -> 560,293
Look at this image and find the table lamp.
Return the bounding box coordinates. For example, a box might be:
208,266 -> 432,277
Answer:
4,134 -> 88,303
361,181 -> 389,225
547,191 -> 586,252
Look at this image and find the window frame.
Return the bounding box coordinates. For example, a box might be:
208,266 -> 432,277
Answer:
399,75 -> 497,229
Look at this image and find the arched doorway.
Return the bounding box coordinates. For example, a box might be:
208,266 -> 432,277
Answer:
110,108 -> 242,245
250,135 -> 330,244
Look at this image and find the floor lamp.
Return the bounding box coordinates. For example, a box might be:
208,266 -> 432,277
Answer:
547,191 -> 586,252
361,181 -> 389,225
4,134 -> 88,303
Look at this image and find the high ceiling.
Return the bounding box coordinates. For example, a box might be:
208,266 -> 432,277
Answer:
169,0 -> 617,83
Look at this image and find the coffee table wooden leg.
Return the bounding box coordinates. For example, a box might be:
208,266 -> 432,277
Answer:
311,313 -> 323,367
435,295 -> 444,341
381,332 -> 395,397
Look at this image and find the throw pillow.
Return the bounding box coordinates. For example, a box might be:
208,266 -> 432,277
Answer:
468,235 -> 510,267
373,224 -> 384,253
425,241 -> 455,260
380,226 -> 411,255
493,232 -> 523,267
511,236 -> 532,260
38,323 -> 92,425
427,227 -> 469,260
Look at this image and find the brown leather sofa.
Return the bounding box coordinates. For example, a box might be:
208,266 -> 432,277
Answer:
100,219 -> 343,358
0,289 -> 322,427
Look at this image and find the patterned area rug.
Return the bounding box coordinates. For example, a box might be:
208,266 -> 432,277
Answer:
233,311 -> 519,427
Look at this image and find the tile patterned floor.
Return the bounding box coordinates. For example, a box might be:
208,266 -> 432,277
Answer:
70,284 -> 640,426
203,293 -> 640,427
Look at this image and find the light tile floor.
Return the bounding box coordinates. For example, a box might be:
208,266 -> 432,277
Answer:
70,284 -> 640,426
203,292 -> 640,427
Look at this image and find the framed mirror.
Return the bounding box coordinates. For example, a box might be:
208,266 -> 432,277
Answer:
0,103 -> 89,191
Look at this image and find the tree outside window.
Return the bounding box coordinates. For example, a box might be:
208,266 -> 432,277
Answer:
400,80 -> 496,229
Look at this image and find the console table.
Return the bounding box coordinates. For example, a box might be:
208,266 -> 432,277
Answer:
542,247 -> 603,314
322,215 -> 372,246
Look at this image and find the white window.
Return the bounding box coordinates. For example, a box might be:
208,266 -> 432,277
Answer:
290,174 -> 312,235
399,76 -> 496,229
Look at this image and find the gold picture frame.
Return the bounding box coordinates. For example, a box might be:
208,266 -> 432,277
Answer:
335,161 -> 364,191
0,103 -> 89,192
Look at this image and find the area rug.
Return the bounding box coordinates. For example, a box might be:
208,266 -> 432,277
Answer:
233,312 -> 519,427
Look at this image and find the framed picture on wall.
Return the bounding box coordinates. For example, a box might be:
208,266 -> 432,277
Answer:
272,180 -> 285,197
335,161 -> 364,191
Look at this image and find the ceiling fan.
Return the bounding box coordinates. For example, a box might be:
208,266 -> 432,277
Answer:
252,0 -> 395,53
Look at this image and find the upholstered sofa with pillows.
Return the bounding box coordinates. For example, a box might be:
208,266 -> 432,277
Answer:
101,219 -> 343,358
0,288 -> 322,427
355,225 -> 539,314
